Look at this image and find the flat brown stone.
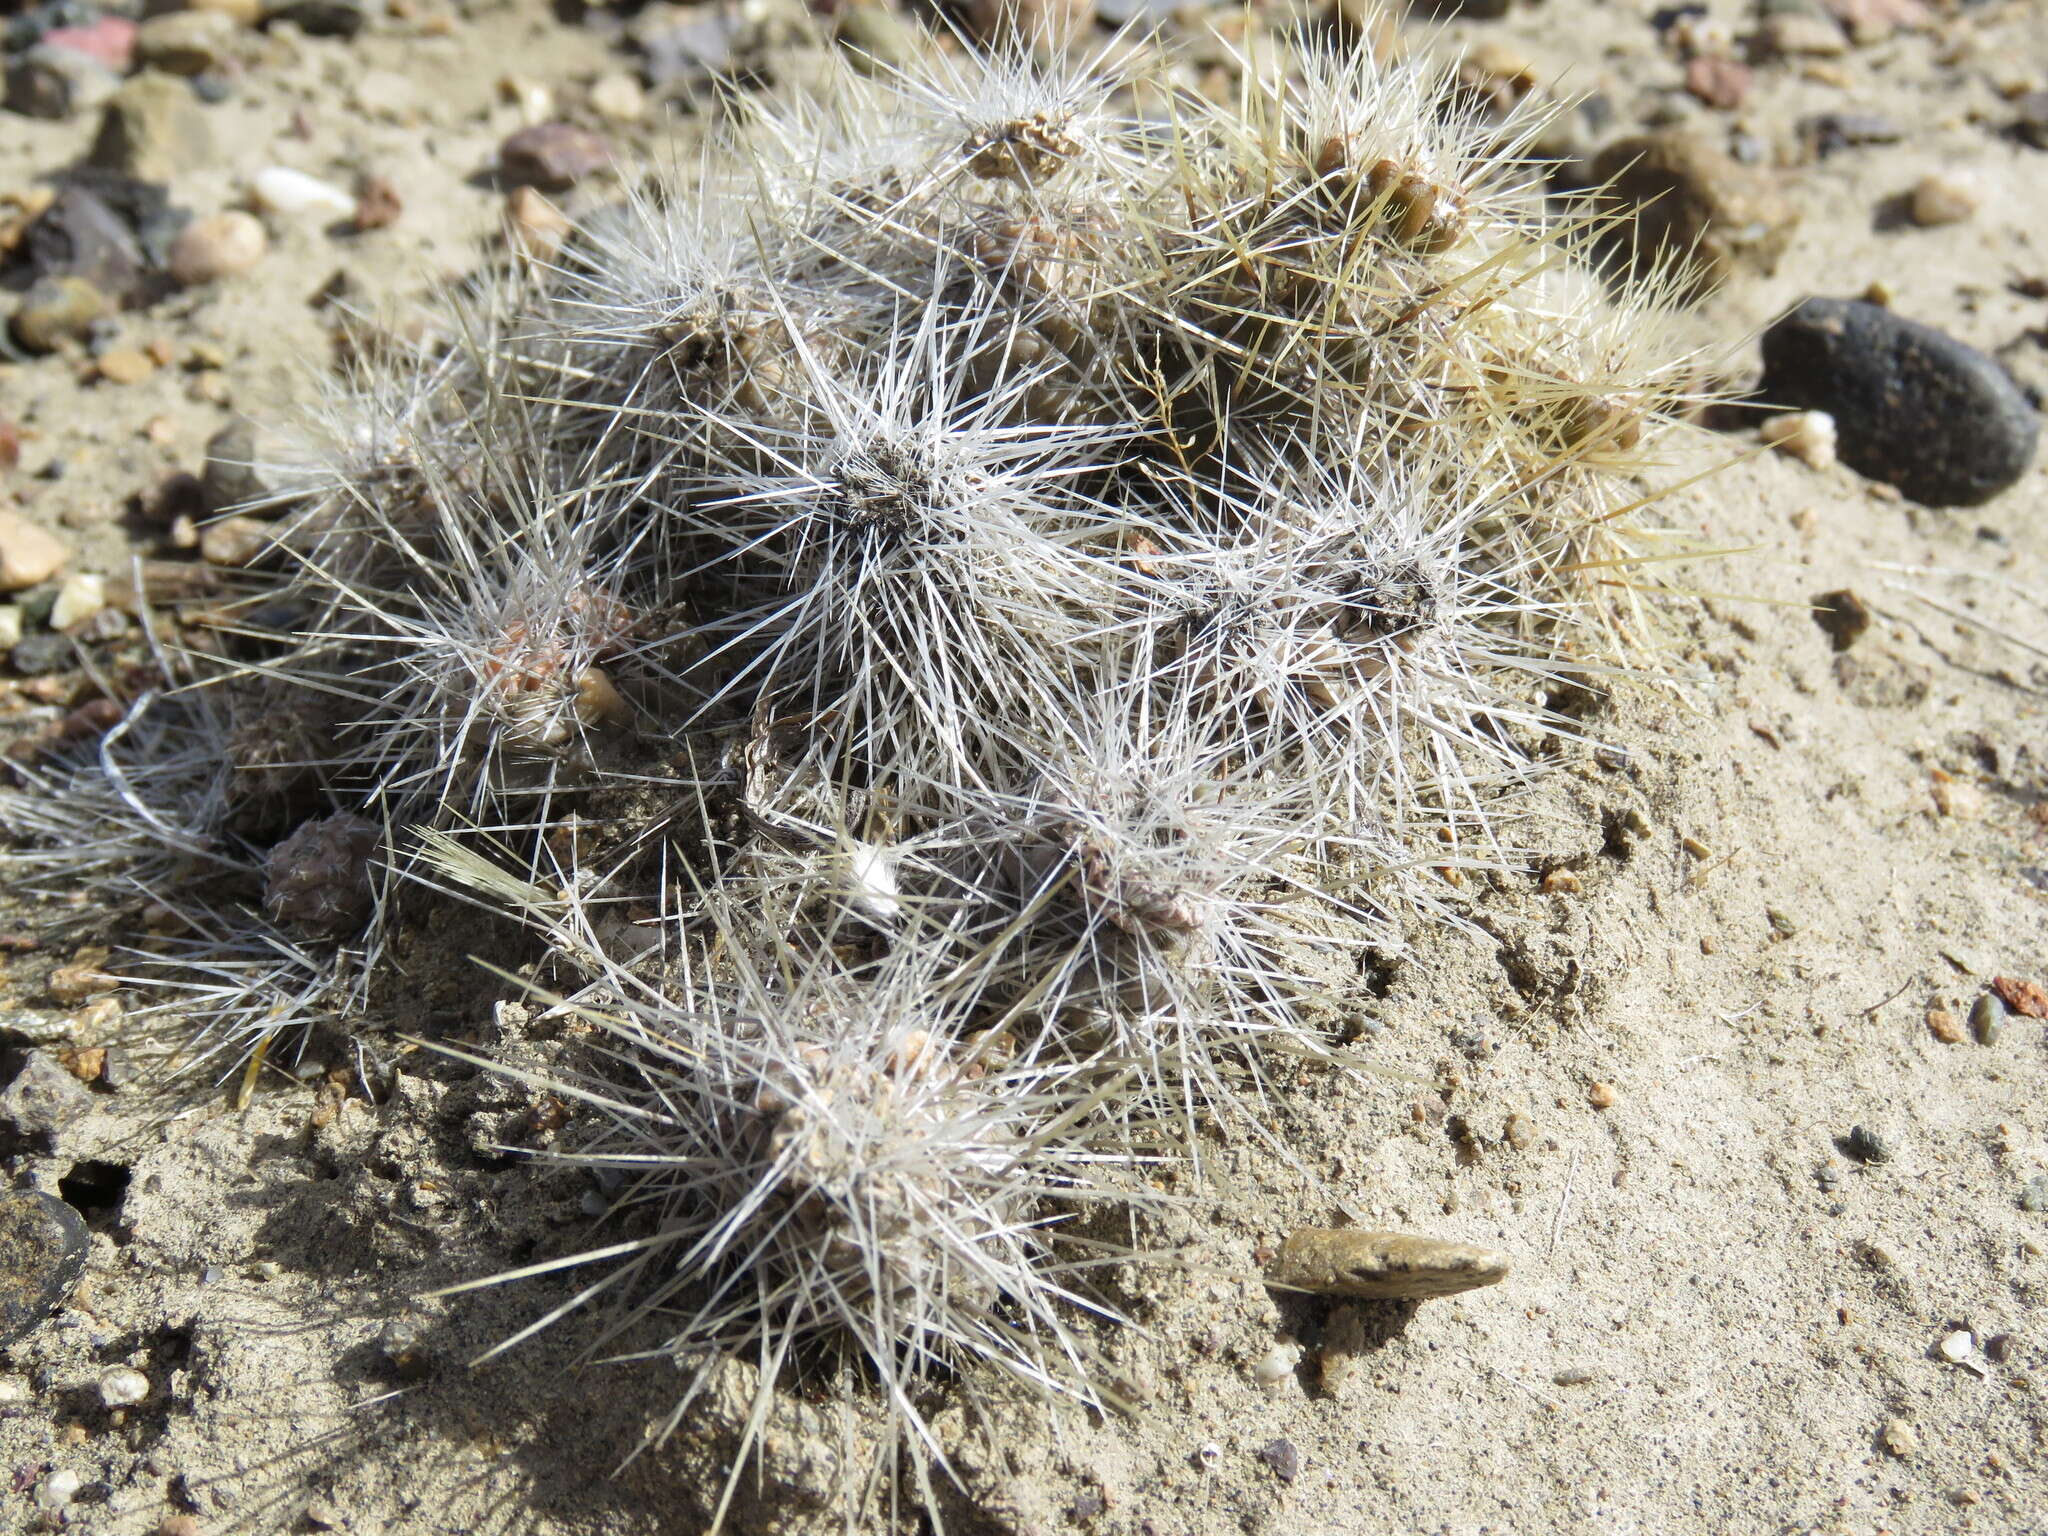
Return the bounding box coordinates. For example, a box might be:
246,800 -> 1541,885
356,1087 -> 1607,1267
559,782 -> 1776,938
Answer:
1268,1227 -> 1510,1301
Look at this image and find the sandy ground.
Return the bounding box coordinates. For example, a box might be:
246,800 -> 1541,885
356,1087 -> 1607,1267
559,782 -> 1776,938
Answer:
4,1 -> 2048,1533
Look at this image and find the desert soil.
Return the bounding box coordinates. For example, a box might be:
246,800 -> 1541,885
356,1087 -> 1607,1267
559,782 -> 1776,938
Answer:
3,0 -> 2048,1533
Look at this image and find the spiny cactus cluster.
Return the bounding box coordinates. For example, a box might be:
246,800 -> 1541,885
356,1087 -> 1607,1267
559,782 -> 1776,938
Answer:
2,13 -> 1718,1525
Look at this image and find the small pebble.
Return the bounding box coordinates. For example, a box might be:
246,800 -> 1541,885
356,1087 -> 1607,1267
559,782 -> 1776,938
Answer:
159,1517 -> 204,1536
250,167 -> 356,220
134,9 -> 237,76
5,44 -> 124,121
168,211 -> 268,285
266,0 -> 369,38
1684,55 -> 1751,110
50,573 -> 105,631
98,1366 -> 150,1407
2020,1174 -> 2048,1213
1586,1081 -> 1618,1109
1810,589 -> 1869,652
0,509 -> 72,591
10,274 -> 111,354
1908,174 -> 1977,228
35,1468 -> 81,1510
11,632 -> 72,676
505,185 -> 571,257
1552,1366 -> 1601,1386
198,515 -> 273,567
1256,1438 -> 1300,1485
1969,994 -> 2001,1045
90,73 -> 216,182
378,1315 -> 434,1380
1880,1417 -> 1919,1458
1925,1006 -> 1965,1044
1844,1124 -> 1894,1165
304,1498 -> 341,1529
1250,1341 -> 1297,1389
588,70 -> 647,123
96,347 -> 156,386
1937,1330 -> 1974,1363
1762,14 -> 1849,56
1267,1227 -> 1511,1301
1759,298 -> 2040,507
1760,410 -> 1837,470
498,122 -> 611,191
352,175 -> 403,232
1800,112 -> 1906,158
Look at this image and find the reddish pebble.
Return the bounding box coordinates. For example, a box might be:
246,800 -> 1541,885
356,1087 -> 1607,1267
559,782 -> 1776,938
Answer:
1685,55 -> 1752,110
498,122 -> 611,191
40,17 -> 137,72
352,175 -> 403,231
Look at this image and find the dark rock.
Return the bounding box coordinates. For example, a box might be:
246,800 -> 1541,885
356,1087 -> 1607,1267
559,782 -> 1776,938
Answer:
0,1190 -> 91,1347
21,185 -> 145,302
0,1049 -> 95,1152
10,633 -> 73,676
1842,1123 -> 1895,1165
202,421 -> 271,510
4,44 -> 121,120
263,0 -> 368,37
497,122 -> 612,191
1811,589 -> 1871,652
1258,1438 -> 1301,1484
1799,112 -> 1905,159
1759,298 -> 2040,506
2012,91 -> 2048,152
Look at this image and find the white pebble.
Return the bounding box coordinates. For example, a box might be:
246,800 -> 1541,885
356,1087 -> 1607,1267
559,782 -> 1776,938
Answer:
1939,1329 -> 1975,1363
50,572 -> 105,632
1760,410 -> 1837,470
36,1469 -> 81,1509
1908,173 -> 1977,228
98,1366 -> 150,1407
249,166 -> 356,220
1251,1341 -> 1299,1390
0,605 -> 22,649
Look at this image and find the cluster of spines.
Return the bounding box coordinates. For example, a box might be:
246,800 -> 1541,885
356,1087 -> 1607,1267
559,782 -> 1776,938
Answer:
0,13 -> 1724,1527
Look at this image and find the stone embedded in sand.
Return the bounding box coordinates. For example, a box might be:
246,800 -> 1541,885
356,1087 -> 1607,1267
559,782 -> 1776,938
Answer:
168,210 -> 268,285
4,44 -> 124,121
498,122 -> 611,192
1759,298 -> 2040,506
135,9 -> 238,76
9,274 -> 111,355
0,1192 -> 88,1347
90,74 -> 216,183
1591,130 -> 1799,300
1267,1227 -> 1510,1301
0,1052 -> 95,1154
